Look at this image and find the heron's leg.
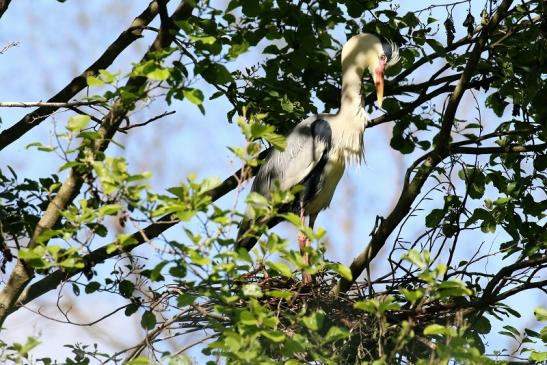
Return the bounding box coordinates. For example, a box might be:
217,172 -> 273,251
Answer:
301,214 -> 318,285
297,202 -> 312,285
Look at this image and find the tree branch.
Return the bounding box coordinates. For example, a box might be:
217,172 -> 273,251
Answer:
494,279 -> 547,302
0,101 -> 102,108
0,0 -> 11,20
14,157 -> 261,311
119,110 -> 176,132
452,143 -> 546,154
331,0 -> 515,295
480,256 -> 547,303
0,0 -> 194,328
0,41 -> 18,55
0,0 -> 163,151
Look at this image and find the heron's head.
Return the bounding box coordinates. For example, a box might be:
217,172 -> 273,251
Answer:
341,33 -> 399,108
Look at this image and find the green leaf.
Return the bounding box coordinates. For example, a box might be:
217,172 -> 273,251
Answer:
263,132 -> 287,150
280,212 -> 302,227
473,316 -> 492,334
436,279 -> 473,297
197,62 -> 233,84
85,281 -> 101,294
228,42 -> 249,59
239,311 -> 257,325
330,263 -> 352,281
126,358 -> 151,365
147,68 -> 170,81
86,75 -> 104,87
486,92 -> 508,117
534,307 -> 547,321
119,280 -> 135,298
265,290 -> 293,300
246,192 -> 269,209
183,88 -> 204,105
324,326 -> 350,343
125,303 -> 139,317
140,310 -> 157,330
67,115 -> 91,132
401,288 -> 424,304
426,38 -> 446,54
267,261 -> 292,278
425,209 -> 444,228
302,310 -> 325,331
261,330 -> 285,343
378,296 -> 401,312
502,325 -> 520,337
403,249 -> 427,269
280,95 -> 294,112
189,35 -> 216,44
529,352 -> 547,362
424,324 -> 452,336
242,283 -> 263,298
72,283 -> 80,296
12,337 -> 40,357
242,1 -> 260,16
98,69 -> 117,83
98,203 -> 122,216
354,299 -> 377,314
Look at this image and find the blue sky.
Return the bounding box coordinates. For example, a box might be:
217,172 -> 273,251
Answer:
1,0 -> 544,362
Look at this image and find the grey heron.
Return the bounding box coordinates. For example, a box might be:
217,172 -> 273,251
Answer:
237,33 -> 399,283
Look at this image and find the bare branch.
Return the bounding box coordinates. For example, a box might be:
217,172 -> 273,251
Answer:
119,110 -> 176,132
0,0 -> 163,151
494,279 -> 547,302
452,143 -> 546,154
0,41 -> 18,54
480,256 -> 547,303
0,101 -> 102,108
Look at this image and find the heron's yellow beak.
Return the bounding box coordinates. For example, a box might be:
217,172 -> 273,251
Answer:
374,59 -> 386,108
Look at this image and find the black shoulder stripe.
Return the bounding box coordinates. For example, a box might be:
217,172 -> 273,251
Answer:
310,118 -> 332,150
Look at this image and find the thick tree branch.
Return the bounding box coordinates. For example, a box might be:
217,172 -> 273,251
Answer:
480,256 -> 547,303
494,279 -> 547,302
0,101 -> 101,108
0,0 -> 163,151
332,0 -> 515,295
0,0 -> 11,19
0,0 -> 194,328
15,159 -> 261,310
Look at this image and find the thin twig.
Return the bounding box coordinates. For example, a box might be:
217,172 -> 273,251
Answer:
119,110 -> 176,132
0,101 -> 103,108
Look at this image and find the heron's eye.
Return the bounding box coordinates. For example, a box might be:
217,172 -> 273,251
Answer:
380,55 -> 388,62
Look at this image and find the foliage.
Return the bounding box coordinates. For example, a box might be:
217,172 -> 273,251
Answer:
0,0 -> 545,364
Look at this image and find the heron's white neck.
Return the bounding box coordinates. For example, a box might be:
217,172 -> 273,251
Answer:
339,63 -> 366,121
330,63 -> 367,165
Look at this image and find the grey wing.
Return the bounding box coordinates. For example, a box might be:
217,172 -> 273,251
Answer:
251,116 -> 332,198
237,117 -> 332,248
